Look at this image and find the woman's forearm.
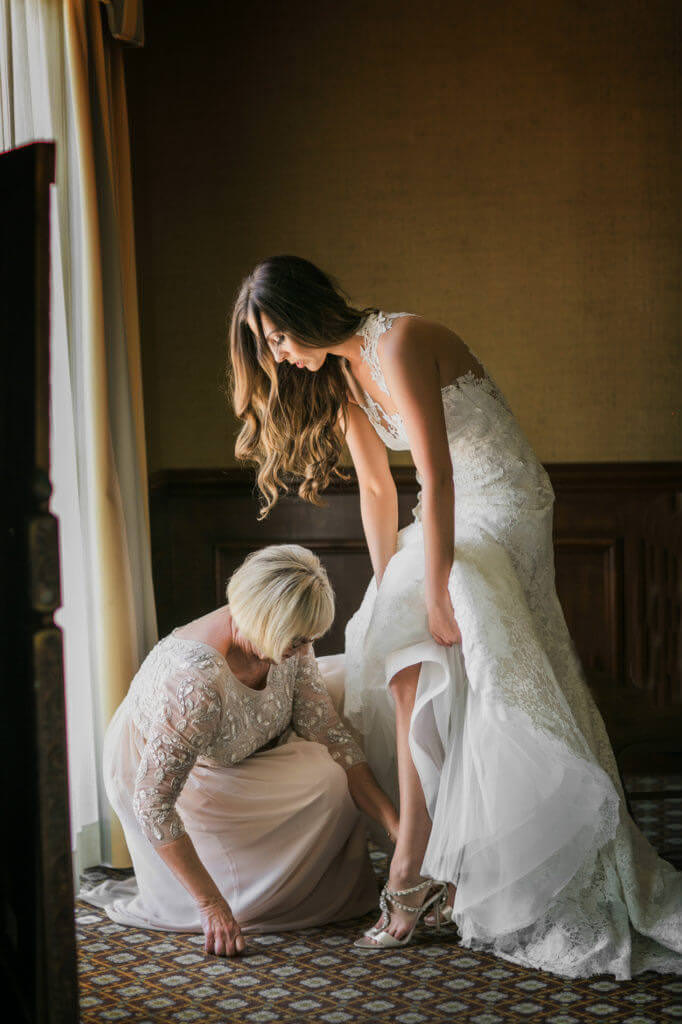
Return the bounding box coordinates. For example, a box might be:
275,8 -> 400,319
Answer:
158,832 -> 244,955
421,475 -> 455,599
155,833 -> 223,907
346,762 -> 399,838
359,484 -> 398,584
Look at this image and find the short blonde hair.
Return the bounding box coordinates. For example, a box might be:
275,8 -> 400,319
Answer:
226,544 -> 335,662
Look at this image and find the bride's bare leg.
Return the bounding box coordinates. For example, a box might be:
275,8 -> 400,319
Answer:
369,663 -> 434,940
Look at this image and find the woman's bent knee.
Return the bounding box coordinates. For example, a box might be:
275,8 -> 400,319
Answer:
311,752 -> 350,810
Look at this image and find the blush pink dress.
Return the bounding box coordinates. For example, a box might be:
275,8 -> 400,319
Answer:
81,636 -> 376,932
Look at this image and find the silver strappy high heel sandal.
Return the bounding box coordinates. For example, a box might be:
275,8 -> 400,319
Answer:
424,882 -> 457,927
354,879 -> 448,950
424,903 -> 455,927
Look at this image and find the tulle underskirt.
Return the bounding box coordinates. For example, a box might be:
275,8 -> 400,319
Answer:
341,515 -> 682,977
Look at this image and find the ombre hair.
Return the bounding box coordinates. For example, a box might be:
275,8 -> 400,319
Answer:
228,255 -> 377,518
226,544 -> 335,663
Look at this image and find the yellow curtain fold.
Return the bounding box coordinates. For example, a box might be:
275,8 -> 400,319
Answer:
100,0 -> 144,46
1,0 -> 154,873
63,0 -> 155,867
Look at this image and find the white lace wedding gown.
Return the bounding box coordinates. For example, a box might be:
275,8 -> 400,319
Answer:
342,310 -> 682,979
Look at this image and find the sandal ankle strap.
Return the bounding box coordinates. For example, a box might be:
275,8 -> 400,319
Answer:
385,879 -> 434,899
379,880 -> 445,917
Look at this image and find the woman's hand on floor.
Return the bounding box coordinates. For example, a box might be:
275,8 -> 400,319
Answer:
198,894 -> 245,956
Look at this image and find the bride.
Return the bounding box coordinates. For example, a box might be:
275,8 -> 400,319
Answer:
228,254 -> 682,978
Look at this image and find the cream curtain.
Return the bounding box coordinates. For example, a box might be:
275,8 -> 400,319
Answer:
0,0 -> 155,874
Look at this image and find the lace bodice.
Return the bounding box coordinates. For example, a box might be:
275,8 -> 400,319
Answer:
356,310 -> 553,517
356,311 -> 416,444
358,310 -> 416,397
129,636 -> 365,846
357,311 -> 510,451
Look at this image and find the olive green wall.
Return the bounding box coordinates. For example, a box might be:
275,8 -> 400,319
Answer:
126,0 -> 681,471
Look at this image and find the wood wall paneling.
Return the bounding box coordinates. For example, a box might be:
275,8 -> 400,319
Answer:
554,537 -> 623,680
149,464 -> 682,771
625,493 -> 682,706
214,539 -> 374,658
151,469 -> 419,659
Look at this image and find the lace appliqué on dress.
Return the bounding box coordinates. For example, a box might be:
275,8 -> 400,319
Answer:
129,637 -> 366,847
133,675 -> 222,845
292,649 -> 366,768
442,369 -> 512,417
358,310 -> 403,395
356,311 -> 418,447
356,312 -> 512,451
360,391 -> 407,446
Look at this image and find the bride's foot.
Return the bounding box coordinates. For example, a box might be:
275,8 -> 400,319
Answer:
424,882 -> 456,926
356,865 -> 447,948
374,874 -> 430,941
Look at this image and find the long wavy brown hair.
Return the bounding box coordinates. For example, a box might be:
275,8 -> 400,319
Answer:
228,255 -> 377,518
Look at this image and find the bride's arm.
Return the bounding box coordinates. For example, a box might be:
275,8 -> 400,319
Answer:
343,401 -> 398,585
379,320 -> 461,646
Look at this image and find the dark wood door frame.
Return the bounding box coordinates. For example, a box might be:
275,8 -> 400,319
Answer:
1,143 -> 79,1022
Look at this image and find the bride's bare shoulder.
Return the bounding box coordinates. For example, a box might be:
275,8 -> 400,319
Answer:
384,314 -> 483,380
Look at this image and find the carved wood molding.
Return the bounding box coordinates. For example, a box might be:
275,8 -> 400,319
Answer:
149,462 -> 682,496
149,465 -> 420,496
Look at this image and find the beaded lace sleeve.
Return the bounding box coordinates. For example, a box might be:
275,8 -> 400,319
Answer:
292,649 -> 367,769
133,672 -> 222,847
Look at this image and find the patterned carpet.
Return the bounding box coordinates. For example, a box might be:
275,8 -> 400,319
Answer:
77,777 -> 682,1023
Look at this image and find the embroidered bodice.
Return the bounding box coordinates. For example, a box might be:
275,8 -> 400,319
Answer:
355,310 -> 554,516
357,310 -> 509,451
356,311 -> 416,445
129,635 -> 366,846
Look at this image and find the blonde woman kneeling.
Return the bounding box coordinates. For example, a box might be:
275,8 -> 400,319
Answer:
83,545 -> 398,956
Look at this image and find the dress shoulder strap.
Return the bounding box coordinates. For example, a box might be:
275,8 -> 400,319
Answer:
358,311 -> 415,396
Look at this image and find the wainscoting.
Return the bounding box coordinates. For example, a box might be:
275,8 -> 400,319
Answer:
150,463 -> 682,773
